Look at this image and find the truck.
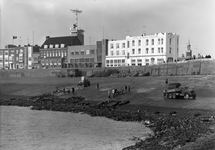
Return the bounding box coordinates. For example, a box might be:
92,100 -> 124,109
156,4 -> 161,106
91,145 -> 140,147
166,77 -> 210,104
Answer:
78,76 -> 91,87
163,83 -> 196,99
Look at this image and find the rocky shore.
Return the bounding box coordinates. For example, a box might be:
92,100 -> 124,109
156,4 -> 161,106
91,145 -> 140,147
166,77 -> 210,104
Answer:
1,95 -> 214,150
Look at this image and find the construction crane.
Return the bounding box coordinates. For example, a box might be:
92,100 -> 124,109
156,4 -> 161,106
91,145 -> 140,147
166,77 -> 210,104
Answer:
70,9 -> 82,30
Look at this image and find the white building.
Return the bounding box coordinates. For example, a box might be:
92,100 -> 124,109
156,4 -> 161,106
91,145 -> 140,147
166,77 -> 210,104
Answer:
105,32 -> 179,67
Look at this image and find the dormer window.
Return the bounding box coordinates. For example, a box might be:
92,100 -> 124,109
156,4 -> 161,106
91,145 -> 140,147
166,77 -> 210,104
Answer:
61,44 -> 65,48
55,44 -> 59,48
49,45 -> 53,48
44,45 -> 48,49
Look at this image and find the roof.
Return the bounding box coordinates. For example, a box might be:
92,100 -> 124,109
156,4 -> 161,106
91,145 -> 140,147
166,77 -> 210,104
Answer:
168,83 -> 181,89
41,36 -> 83,48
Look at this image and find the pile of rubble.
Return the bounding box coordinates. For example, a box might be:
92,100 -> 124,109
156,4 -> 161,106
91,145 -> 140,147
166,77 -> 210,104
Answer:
110,71 -> 150,78
0,96 -> 214,150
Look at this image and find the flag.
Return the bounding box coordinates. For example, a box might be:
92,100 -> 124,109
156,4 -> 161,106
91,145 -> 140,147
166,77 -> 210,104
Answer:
13,36 -> 17,39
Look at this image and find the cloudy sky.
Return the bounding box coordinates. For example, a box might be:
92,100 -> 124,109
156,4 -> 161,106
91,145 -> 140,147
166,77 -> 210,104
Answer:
0,0 -> 215,57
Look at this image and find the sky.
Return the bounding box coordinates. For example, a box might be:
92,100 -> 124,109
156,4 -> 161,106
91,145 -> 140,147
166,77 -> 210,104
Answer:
0,0 -> 215,57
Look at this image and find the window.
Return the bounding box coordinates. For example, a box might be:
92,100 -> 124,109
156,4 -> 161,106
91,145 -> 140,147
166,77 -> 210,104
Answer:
86,50 -> 90,55
169,38 -> 171,45
122,50 -> 125,55
157,58 -> 164,64
116,50 -> 119,55
132,49 -> 135,54
131,59 -> 136,66
106,60 -> 109,64
151,48 -> 154,53
75,51 -> 79,55
44,45 -> 48,48
110,44 -> 114,49
122,43 -> 125,48
116,43 -> 119,48
138,48 -> 141,54
146,39 -> 149,45
61,44 -> 65,48
90,50 -> 94,54
71,52 -> 74,55
158,39 -> 160,45
138,40 -> 141,46
132,40 -> 135,46
127,41 -> 130,48
49,45 -> 53,48
146,48 -> 149,54
161,38 -> 163,44
122,59 -> 125,63
161,47 -> 163,53
137,59 -> 142,66
16,50 -> 19,54
169,47 -> 171,54
114,60 -> 117,66
55,44 -> 59,48
110,51 -> 114,56
152,39 -> 154,45
81,50 -> 85,55
158,48 -> 160,53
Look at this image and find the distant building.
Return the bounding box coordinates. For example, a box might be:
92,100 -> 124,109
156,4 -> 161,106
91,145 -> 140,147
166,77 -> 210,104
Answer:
39,34 -> 84,69
67,39 -> 108,68
105,32 -> 179,67
0,45 -> 40,69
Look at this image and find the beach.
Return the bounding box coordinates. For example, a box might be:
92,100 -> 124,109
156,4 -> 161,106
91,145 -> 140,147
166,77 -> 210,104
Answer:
0,106 -> 151,150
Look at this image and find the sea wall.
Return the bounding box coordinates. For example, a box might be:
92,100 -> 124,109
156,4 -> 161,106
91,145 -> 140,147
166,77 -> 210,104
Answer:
0,59 -> 215,77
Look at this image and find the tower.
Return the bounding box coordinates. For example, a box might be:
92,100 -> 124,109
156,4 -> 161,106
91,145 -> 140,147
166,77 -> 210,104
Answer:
186,39 -> 192,59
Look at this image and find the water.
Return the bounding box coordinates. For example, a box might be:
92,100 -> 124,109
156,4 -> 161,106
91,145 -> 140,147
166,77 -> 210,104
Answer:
0,106 -> 151,150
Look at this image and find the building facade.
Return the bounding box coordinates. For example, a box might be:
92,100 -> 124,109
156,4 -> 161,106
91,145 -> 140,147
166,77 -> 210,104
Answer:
39,35 -> 84,69
67,39 -> 108,68
0,45 -> 40,69
105,32 -> 179,67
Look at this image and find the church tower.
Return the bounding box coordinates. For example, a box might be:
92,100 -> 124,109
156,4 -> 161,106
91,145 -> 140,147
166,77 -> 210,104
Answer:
186,39 -> 192,59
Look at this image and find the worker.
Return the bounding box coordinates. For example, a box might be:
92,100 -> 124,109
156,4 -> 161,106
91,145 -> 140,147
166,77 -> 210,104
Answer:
72,87 -> 75,94
108,90 -> 111,99
128,85 -> 130,93
124,85 -> 127,93
112,89 -> 115,97
165,78 -> 168,84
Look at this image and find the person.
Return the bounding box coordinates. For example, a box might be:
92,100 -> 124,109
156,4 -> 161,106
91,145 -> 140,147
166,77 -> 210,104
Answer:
124,85 -> 127,93
108,90 -> 111,99
97,83 -> 99,89
165,78 -> 168,84
112,89 -> 115,97
72,87 -> 75,94
128,85 -> 130,93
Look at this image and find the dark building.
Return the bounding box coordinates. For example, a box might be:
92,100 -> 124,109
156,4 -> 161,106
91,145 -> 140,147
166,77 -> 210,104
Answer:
39,34 -> 84,69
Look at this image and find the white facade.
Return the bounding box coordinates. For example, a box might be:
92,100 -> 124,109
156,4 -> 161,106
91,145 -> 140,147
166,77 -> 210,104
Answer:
105,32 -> 179,67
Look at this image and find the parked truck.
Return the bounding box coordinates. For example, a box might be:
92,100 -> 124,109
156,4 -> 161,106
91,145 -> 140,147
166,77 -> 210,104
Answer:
163,83 -> 196,99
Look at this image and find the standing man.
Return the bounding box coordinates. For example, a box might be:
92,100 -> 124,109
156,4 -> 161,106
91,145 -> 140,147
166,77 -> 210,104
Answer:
124,85 -> 127,93
108,90 -> 111,99
128,85 -> 130,93
72,87 -> 75,94
97,83 -> 100,89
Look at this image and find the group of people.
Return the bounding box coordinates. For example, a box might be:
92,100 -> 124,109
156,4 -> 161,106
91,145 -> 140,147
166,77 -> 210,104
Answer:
107,85 -> 130,99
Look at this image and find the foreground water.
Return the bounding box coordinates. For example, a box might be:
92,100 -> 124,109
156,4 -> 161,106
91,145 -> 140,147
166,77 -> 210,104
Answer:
0,106 -> 151,150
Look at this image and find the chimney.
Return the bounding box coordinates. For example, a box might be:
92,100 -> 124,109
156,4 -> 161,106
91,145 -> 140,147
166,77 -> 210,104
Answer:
46,36 -> 50,40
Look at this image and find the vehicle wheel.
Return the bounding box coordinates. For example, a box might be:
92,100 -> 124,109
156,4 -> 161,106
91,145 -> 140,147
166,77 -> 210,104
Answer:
172,93 -> 176,99
193,94 -> 196,100
169,93 -> 173,99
